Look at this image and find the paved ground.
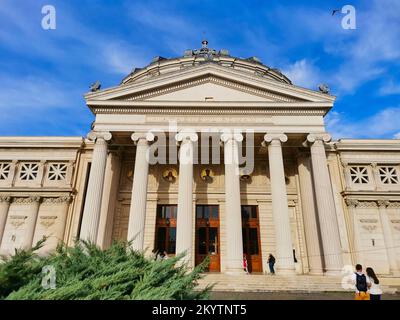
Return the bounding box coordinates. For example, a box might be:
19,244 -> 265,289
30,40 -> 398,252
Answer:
210,291 -> 400,300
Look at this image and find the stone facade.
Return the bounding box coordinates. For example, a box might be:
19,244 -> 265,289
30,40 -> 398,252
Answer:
0,44 -> 399,277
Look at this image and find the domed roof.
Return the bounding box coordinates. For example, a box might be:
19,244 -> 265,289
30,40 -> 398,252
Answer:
121,40 -> 292,85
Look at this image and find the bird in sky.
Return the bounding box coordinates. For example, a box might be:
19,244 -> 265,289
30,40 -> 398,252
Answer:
332,9 -> 340,16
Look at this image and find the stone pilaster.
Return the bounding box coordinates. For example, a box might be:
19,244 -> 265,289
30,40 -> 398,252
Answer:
175,130 -> 198,266
80,131 -> 112,243
18,196 -> 41,249
0,195 -> 11,247
263,133 -> 295,274
297,155 -> 323,274
345,198 -> 361,264
127,132 -> 155,250
377,200 -> 399,274
307,133 -> 343,273
221,132 -> 244,274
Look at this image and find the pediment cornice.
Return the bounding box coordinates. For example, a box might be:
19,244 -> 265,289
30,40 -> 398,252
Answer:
85,64 -> 335,104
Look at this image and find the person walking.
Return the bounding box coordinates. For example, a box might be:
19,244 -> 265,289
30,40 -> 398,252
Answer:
243,255 -> 249,274
267,254 -> 276,275
351,264 -> 371,300
366,267 -> 382,300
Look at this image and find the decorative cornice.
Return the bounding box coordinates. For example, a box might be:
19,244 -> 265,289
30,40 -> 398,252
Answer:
377,199 -> 390,208
357,201 -> 378,208
388,202 -> 400,208
91,106 -> 328,116
121,76 -> 300,103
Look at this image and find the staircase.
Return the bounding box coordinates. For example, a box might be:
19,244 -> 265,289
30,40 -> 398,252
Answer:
196,273 -> 400,294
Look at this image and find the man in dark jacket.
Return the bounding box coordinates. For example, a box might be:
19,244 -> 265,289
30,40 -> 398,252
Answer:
267,254 -> 276,275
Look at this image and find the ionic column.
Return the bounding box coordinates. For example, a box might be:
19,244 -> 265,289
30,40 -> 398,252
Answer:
0,195 -> 11,247
297,155 -> 323,274
175,130 -> 198,266
127,132 -> 155,250
221,132 -> 244,274
345,199 -> 361,264
377,200 -> 399,273
307,133 -> 343,273
80,131 -> 112,243
263,133 -> 295,274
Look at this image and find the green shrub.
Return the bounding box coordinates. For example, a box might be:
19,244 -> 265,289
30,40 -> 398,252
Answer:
0,239 -> 211,300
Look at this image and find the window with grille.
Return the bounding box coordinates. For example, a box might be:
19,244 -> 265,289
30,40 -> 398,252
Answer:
47,163 -> 68,181
378,166 -> 399,184
0,162 -> 11,180
19,163 -> 39,181
349,166 -> 369,184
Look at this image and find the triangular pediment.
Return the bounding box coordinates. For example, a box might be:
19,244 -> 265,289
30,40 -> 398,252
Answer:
85,64 -> 335,105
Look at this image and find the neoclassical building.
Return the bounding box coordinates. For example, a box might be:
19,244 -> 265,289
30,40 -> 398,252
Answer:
1,41 -> 399,277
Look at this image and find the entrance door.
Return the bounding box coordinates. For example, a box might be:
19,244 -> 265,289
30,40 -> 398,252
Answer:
195,205 -> 220,272
154,205 -> 177,255
241,205 -> 262,273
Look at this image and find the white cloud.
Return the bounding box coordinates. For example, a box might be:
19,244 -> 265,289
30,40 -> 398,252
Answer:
394,132 -> 400,139
379,80 -> 400,96
326,107 -> 400,139
282,59 -> 321,89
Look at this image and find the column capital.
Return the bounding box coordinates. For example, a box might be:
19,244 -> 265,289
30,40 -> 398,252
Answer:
262,133 -> 287,146
131,132 -> 155,144
377,199 -> 390,208
0,195 -> 11,203
306,133 -> 332,144
87,131 -> 112,142
220,132 -> 243,143
175,130 -> 198,143
345,198 -> 359,208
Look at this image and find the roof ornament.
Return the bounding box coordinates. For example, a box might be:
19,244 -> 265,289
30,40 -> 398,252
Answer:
318,83 -> 330,94
89,81 -> 101,92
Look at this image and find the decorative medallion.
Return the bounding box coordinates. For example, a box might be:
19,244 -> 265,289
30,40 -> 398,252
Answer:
200,168 -> 214,183
39,215 -> 58,228
162,168 -> 178,182
9,215 -> 28,228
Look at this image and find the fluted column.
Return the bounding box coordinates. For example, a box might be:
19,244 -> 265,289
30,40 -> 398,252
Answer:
345,199 -> 361,264
297,155 -> 323,274
80,131 -> 112,243
175,130 -> 197,266
127,132 -> 155,250
307,133 -> 342,273
377,200 -> 399,273
221,132 -> 244,274
263,133 -> 295,274
0,195 -> 11,247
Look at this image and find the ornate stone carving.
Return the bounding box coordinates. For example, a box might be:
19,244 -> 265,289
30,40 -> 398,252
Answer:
388,202 -> 400,208
262,133 -> 288,145
220,132 -> 243,143
200,168 -> 214,183
42,196 -> 72,205
39,215 -> 58,228
162,168 -> 178,182
377,200 -> 390,208
0,195 -> 11,203
345,199 -> 359,208
361,224 -> 377,233
131,132 -> 155,144
360,219 -> 378,223
9,215 -> 28,228
306,133 -> 332,144
87,131 -> 112,142
175,130 -> 198,143
357,201 -> 378,208
13,196 -> 41,204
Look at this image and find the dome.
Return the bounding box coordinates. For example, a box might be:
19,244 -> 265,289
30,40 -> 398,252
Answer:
121,40 -> 292,85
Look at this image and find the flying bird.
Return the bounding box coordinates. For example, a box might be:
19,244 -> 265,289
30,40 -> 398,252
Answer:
332,9 -> 340,16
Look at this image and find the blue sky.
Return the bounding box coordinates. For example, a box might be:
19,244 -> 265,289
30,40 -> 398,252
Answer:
0,0 -> 399,139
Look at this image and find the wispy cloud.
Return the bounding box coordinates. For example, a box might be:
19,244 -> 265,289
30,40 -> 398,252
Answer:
379,80 -> 400,96
282,59 -> 321,89
326,107 -> 400,139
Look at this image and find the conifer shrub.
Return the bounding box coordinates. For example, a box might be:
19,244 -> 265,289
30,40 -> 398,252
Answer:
0,239 -> 212,300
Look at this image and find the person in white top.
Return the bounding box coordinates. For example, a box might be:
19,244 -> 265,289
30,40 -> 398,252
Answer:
350,264 -> 371,300
366,267 -> 383,300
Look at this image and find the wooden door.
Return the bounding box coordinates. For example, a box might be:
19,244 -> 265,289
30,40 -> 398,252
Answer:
241,205 -> 262,273
195,205 -> 220,272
